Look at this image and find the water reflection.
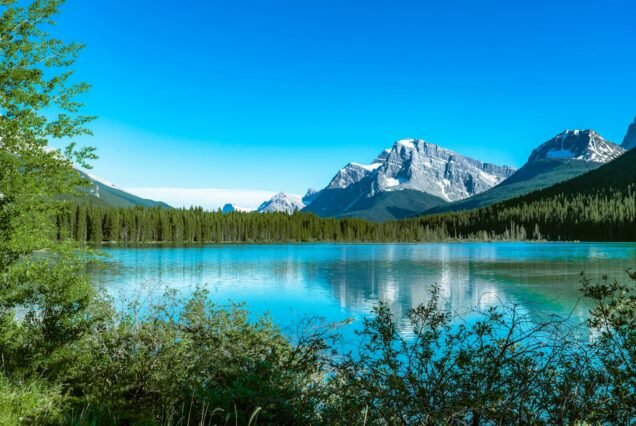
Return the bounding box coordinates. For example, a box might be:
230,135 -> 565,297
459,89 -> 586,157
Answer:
90,243 -> 636,333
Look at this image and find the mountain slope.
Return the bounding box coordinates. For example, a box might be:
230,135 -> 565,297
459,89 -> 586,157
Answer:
413,141 -> 636,241
302,188 -> 321,205
76,171 -> 170,208
338,189 -> 447,222
510,140 -> 636,201
426,130 -> 624,214
622,115 -> 636,150
305,138 -> 514,221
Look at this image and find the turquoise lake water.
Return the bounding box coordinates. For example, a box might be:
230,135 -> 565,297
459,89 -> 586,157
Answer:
90,243 -> 636,336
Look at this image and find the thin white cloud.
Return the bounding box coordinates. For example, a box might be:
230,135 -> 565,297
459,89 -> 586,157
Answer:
125,188 -> 281,211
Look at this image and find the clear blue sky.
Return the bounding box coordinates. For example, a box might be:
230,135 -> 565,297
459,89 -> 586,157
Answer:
54,0 -> 635,207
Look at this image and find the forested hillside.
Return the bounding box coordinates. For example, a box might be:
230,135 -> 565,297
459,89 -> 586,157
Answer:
75,171 -> 171,208
426,159 -> 599,214
426,129 -> 624,215
58,147 -> 636,243
410,146 -> 636,241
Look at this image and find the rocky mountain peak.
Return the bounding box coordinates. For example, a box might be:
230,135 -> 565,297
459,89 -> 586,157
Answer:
327,161 -> 382,190
528,130 -> 624,164
323,138 -> 515,203
377,139 -> 515,201
257,192 -> 304,214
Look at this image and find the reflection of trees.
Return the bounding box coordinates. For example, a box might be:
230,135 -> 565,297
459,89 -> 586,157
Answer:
311,248 -> 625,330
91,245 -> 633,333
311,258 -> 502,324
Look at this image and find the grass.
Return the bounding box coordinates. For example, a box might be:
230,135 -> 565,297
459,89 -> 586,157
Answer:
0,375 -> 64,425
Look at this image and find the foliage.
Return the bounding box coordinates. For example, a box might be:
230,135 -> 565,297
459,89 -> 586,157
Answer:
57,178 -> 636,245
323,289 -> 592,425
55,203 -> 537,244
0,374 -> 65,425
31,275 -> 635,425
415,184 -> 636,242
0,0 -> 98,423
581,274 -> 636,423
64,289 -> 334,425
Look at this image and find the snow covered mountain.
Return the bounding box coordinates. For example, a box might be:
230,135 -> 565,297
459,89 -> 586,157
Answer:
257,192 -> 305,214
254,188 -> 322,214
622,116 -> 636,151
427,129 -> 625,214
377,139 -> 515,201
528,130 -> 624,164
305,138 -> 515,221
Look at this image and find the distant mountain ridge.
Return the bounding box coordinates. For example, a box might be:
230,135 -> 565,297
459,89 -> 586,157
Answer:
304,138 -> 515,221
75,117 -> 635,220
409,139 -> 636,242
425,129 -> 625,215
527,130 -> 623,163
622,116 -> 636,150
509,138 -> 636,201
77,171 -> 170,208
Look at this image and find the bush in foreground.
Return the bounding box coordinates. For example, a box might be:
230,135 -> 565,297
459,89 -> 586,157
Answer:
62,290 -> 333,425
2,274 -> 627,425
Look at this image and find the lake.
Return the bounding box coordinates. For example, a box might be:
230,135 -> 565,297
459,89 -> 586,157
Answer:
90,242 -> 636,338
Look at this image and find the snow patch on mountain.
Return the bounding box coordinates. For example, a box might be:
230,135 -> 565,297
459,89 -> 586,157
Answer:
384,177 -> 401,188
397,139 -> 416,149
351,162 -> 382,172
528,130 -> 624,164
85,172 -> 122,190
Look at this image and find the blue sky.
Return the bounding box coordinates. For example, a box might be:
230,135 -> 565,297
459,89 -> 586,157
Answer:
54,0 -> 635,209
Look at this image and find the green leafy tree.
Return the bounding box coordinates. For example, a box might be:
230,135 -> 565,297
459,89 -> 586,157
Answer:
0,0 -> 98,399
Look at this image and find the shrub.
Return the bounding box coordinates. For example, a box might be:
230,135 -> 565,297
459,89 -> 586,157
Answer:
66,289 -> 334,425
323,285 -> 602,425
